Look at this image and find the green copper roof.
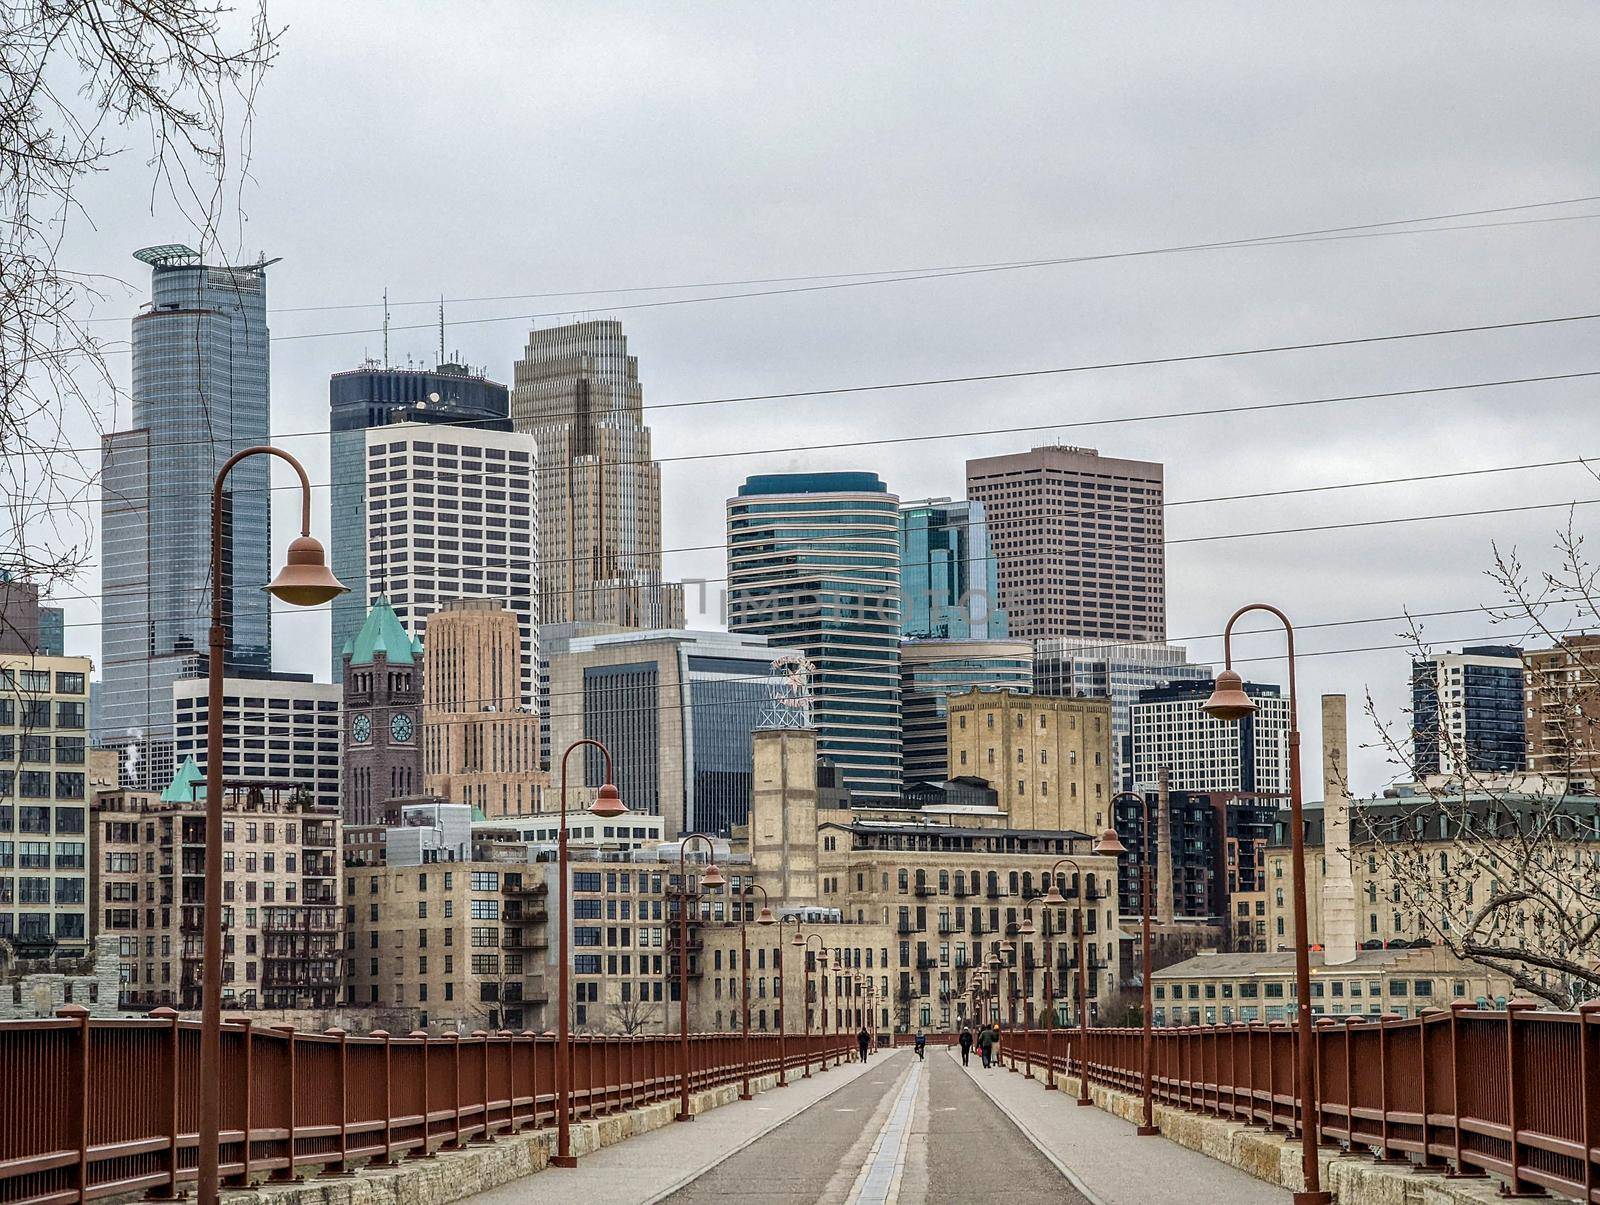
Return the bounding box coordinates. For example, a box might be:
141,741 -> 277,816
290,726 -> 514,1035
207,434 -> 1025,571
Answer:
161,755 -> 205,803
348,596 -> 419,667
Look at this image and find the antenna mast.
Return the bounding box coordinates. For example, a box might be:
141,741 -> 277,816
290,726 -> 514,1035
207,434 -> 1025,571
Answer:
382,288 -> 390,367
437,296 -> 445,368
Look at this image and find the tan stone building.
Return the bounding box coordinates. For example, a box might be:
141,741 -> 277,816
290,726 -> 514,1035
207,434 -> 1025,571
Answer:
1525,635 -> 1600,776
421,599 -> 545,816
944,688 -> 1114,831
94,763 -> 342,1011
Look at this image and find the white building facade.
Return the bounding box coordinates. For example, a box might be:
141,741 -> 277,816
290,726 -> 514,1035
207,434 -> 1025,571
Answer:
172,676 -> 342,810
1129,678 -> 1289,795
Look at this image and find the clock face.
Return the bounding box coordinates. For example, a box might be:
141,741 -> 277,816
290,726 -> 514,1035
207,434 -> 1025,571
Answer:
390,712 -> 414,743
351,714 -> 372,744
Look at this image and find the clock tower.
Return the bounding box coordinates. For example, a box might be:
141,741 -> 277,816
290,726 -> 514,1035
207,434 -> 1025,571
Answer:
341,596 -> 424,829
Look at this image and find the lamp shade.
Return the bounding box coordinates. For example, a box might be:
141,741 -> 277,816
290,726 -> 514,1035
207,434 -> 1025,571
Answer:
264,536 -> 346,607
790,929 -> 805,946
756,905 -> 776,926
700,862 -> 727,890
1018,915 -> 1037,936
1042,880 -> 1068,907
1093,827 -> 1128,856
1202,669 -> 1257,722
589,782 -> 628,819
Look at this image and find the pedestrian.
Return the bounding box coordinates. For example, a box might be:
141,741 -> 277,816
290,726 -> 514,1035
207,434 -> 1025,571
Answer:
978,1024 -> 994,1069
914,1028 -> 927,1060
958,1026 -> 973,1066
857,1025 -> 870,1062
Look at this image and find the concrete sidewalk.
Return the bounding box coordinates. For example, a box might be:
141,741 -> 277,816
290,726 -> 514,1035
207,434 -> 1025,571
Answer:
951,1051 -> 1290,1205
468,1054 -> 881,1205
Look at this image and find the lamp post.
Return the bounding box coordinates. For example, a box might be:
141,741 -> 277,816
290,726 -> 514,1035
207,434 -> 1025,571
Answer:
801,934 -> 832,1072
1017,897 -> 1051,1083
1108,789 -> 1162,1135
1202,605 -> 1329,1205
732,882 -> 776,1100
793,927 -> 821,1077
553,740 -> 630,1168
776,915 -> 802,1084
674,834 -> 724,1122
198,447 -> 345,1205
1047,828 -> 1126,1107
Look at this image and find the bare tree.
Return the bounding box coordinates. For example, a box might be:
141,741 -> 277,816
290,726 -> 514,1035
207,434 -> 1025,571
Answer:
607,993 -> 661,1036
1,0 -> 278,590
1360,509 -> 1600,1009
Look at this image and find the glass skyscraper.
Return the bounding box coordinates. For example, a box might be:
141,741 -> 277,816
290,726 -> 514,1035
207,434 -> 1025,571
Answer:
727,472 -> 902,800
899,638 -> 1034,783
328,360 -> 510,680
898,498 -> 1006,639
1411,645 -> 1526,776
99,245 -> 275,786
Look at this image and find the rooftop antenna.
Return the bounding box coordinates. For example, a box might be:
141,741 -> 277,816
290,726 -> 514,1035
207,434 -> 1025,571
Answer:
437,295 -> 445,369
382,288 -> 391,368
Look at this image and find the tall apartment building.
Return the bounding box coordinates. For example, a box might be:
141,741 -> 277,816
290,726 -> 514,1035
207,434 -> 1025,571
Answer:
100,246 -> 277,788
965,446 -> 1164,642
422,599 -> 543,815
1524,635 -> 1600,777
511,320 -> 682,630
547,629 -> 787,836
943,688 -> 1113,832
898,498 -> 1006,639
1034,637 -> 1212,787
0,576 -> 64,657
0,654 -> 92,957
341,598 -> 424,828
171,676 -> 342,812
94,765 -> 341,1010
360,422 -> 539,705
1411,645 -> 1526,776
727,472 -> 903,800
899,640 -> 1033,784
1130,678 -> 1289,796
329,360 -> 510,680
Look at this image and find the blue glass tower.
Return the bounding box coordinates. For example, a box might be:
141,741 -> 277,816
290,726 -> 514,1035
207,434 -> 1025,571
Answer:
99,245 -> 276,786
328,361 -> 510,680
898,498 -> 1006,639
727,472 -> 902,800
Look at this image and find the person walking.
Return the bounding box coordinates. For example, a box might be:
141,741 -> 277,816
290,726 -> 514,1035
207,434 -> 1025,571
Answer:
856,1025 -> 870,1062
913,1028 -> 927,1060
977,1024 -> 994,1069
958,1026 -> 973,1066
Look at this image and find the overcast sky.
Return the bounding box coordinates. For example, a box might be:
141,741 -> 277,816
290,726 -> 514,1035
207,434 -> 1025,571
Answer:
54,1 -> 1600,795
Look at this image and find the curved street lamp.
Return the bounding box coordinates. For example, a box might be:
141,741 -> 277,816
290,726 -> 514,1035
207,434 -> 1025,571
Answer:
674,834 -> 724,1121
1203,605 -> 1328,1205
797,931 -> 831,1074
731,881 -> 776,1099
1108,788 -> 1163,1136
1016,896 -> 1051,1082
199,447 -> 345,1205
1047,827 -> 1127,1106
553,739 -> 629,1168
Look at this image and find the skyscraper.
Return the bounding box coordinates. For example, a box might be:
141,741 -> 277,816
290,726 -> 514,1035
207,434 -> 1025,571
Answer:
966,445 -> 1165,642
727,472 -> 902,799
511,320 -> 683,630
358,423 -> 539,706
1410,645 -> 1526,777
897,498 -> 1006,639
100,245 -> 276,787
1130,678 -> 1289,795
899,639 -> 1033,783
328,360 -> 510,681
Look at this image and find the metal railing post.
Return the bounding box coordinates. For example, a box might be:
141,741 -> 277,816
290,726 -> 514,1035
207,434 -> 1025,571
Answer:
56,1005 -> 90,1204
371,1031 -> 395,1165
408,1030 -> 435,1160
1503,1000 -> 1540,1197
270,1025 -> 301,1183
322,1029 -> 352,1176
147,1007 -> 183,1201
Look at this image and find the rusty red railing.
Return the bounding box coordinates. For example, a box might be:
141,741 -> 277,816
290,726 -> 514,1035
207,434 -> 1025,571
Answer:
996,1000 -> 1600,1201
0,1008 -> 852,1205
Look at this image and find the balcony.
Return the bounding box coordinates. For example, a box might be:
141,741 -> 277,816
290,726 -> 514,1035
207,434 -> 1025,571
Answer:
504,904 -> 549,925
913,883 -> 935,898
895,921 -> 918,936
505,878 -> 548,897
916,956 -> 938,971
503,927 -> 549,950
953,884 -> 973,899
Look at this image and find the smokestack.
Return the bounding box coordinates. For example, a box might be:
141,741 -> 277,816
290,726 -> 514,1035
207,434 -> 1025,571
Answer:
1155,766 -> 1174,926
1321,694 -> 1357,966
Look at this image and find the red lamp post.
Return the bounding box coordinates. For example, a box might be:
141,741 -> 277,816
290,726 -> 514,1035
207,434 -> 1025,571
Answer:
553,740 -> 630,1168
1017,897 -> 1050,1082
1202,605 -> 1329,1205
732,881 -> 776,1099
674,834 -> 725,1122
799,932 -> 831,1073
1047,828 -> 1126,1107
1109,788 -> 1163,1136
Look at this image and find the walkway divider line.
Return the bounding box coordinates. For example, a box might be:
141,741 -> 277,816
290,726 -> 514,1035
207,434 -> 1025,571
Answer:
640,1055 -> 885,1205
844,1056 -> 922,1205
948,1050 -> 1110,1205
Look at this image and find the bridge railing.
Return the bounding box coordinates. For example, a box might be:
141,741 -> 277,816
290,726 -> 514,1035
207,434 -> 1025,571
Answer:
0,1008 -> 852,1205
995,1001 -> 1600,1201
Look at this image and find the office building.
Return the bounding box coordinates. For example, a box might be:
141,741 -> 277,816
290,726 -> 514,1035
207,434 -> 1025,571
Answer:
171,676 -> 342,812
1411,645 -> 1526,776
943,687 -> 1113,831
360,422 -> 539,705
899,639 -> 1033,783
511,320 -> 683,631
547,629 -> 788,836
0,654 -> 92,958
898,498 -> 1006,639
966,445 -> 1164,642
1523,636 -> 1600,777
329,360 -> 510,680
93,763 -> 341,1010
1129,678 -> 1289,796
727,472 -> 903,800
341,597 -> 424,828
422,599 -> 544,816
0,576 -> 62,656
1034,637 -> 1212,786
100,245 -> 275,787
